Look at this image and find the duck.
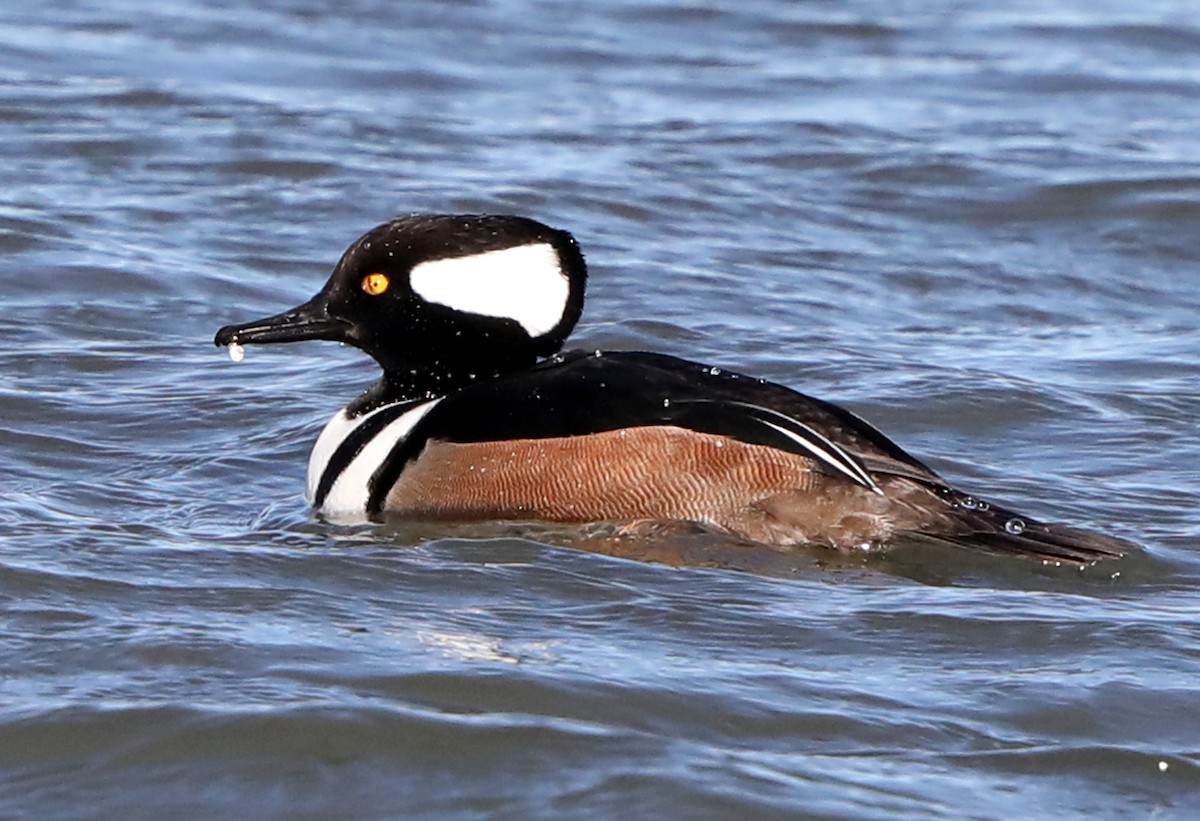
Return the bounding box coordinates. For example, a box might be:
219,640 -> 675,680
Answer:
214,213 -> 1133,564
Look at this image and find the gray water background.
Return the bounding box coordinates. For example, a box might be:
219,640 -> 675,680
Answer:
2,0 -> 1200,817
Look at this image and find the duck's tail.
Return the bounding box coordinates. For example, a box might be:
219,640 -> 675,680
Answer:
904,493 -> 1134,564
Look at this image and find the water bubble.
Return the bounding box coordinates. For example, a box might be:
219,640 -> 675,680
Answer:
663,398 -> 671,408
227,343 -> 245,363
976,501 -> 990,511
708,367 -> 721,376
960,496 -> 978,510
1005,517 -> 1026,535
1158,760 -> 1169,773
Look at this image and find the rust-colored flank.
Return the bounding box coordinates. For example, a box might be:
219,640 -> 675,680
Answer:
384,425 -> 902,549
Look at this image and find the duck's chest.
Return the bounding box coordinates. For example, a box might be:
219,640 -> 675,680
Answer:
306,398 -> 442,514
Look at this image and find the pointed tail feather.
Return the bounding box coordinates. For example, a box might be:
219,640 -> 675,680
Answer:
934,523 -> 1131,564
898,489 -> 1135,564
916,513 -> 1132,563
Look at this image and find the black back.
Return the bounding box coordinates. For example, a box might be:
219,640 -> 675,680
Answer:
362,350 -> 940,512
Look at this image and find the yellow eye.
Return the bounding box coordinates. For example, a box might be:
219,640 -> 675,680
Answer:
361,273 -> 390,296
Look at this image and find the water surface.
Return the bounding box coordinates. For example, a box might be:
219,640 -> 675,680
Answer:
2,1 -> 1199,818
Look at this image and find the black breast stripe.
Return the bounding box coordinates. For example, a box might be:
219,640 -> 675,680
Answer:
365,426 -> 433,515
313,400 -> 428,509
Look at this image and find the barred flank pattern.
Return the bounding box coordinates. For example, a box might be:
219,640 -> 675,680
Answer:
381,425 -> 1130,561
382,425 -> 891,546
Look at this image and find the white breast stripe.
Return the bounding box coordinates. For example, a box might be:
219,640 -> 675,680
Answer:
309,398 -> 441,513
409,243 -> 568,338
320,398 -> 442,513
306,407 -> 365,503
306,402 -> 410,503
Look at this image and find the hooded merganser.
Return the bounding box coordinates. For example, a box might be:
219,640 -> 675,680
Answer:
215,214 -> 1133,564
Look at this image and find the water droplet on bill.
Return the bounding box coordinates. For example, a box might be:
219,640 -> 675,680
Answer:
1005,517 -> 1026,535
227,343 -> 245,362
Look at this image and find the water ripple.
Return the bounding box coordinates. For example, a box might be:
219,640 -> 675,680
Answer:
1,0 -> 1198,818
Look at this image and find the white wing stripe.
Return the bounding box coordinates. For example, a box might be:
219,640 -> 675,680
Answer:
757,418 -> 881,493
674,397 -> 881,493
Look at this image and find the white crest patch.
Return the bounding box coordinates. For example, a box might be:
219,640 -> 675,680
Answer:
409,243 -> 569,338
307,399 -> 442,513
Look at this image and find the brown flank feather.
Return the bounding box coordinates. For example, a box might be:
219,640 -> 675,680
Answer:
382,425 -> 1130,563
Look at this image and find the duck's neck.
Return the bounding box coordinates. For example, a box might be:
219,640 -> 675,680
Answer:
346,353 -> 537,417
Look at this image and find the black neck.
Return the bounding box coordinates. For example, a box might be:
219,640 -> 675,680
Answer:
346,351 -> 538,416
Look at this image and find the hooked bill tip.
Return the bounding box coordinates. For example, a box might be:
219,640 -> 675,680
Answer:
214,324 -> 239,347
212,300 -> 351,348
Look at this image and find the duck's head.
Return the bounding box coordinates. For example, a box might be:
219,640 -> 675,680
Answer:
214,214 -> 587,397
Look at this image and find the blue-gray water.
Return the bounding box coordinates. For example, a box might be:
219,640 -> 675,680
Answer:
2,1 -> 1199,818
